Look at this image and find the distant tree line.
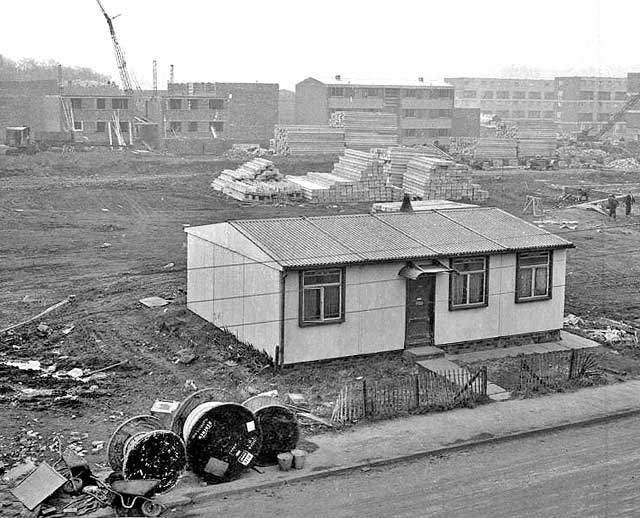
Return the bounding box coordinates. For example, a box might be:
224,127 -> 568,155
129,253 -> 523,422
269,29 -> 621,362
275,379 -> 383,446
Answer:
0,54 -> 110,82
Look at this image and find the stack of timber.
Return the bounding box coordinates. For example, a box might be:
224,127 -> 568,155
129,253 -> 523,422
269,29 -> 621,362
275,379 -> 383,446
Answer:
286,149 -> 403,204
211,158 -> 303,201
330,112 -> 398,150
512,119 -> 558,139
274,125 -> 345,156
517,139 -> 557,159
404,156 -> 489,202
474,138 -> 518,162
377,145 -> 454,187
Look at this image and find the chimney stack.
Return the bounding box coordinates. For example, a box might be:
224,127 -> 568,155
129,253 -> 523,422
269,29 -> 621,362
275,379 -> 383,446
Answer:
335,74 -> 341,81
399,194 -> 414,213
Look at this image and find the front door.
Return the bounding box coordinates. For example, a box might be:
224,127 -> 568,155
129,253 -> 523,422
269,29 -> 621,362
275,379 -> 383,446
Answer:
405,275 -> 435,347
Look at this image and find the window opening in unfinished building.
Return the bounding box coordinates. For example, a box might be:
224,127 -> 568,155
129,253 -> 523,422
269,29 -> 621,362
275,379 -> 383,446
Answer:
112,98 -> 128,110
96,122 -> 106,133
188,122 -> 198,132
208,99 -> 224,110
209,121 -> 224,134
73,121 -> 83,131
404,89 -> 417,98
329,87 -> 344,97
188,99 -> 199,110
169,99 -> 182,110
97,98 -> 106,109
119,122 -> 130,133
70,98 -> 82,109
169,121 -> 182,133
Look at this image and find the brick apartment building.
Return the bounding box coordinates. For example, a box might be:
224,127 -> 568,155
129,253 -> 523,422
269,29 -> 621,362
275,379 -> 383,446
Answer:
165,82 -> 279,145
295,76 -> 454,146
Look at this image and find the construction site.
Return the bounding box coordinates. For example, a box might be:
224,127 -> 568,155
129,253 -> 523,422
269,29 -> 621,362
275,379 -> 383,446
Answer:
2,1 -> 640,517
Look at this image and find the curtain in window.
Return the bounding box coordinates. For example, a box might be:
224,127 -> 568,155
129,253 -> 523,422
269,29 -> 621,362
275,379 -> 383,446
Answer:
518,268 -> 532,298
452,274 -> 466,305
534,267 -> 548,296
324,286 -> 341,319
303,288 -> 321,321
468,272 -> 485,304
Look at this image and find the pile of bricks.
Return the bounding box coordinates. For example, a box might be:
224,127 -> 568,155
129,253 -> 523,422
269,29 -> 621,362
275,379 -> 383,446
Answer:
273,125 -> 345,156
404,156 -> 489,202
286,149 -> 403,204
211,158 -> 303,201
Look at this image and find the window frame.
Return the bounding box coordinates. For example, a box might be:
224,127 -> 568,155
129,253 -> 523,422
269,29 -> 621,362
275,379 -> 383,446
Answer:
449,256 -> 489,311
72,120 -> 83,131
70,98 -> 82,110
96,121 -> 106,133
515,250 -> 553,303
111,98 -> 129,110
96,98 -> 106,110
188,121 -> 198,132
298,268 -> 346,326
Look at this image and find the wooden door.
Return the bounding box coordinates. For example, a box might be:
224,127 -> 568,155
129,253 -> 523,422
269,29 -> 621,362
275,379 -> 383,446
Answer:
405,275 -> 435,347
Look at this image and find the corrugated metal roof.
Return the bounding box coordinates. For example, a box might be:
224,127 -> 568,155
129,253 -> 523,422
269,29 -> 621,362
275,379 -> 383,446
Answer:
224,208 -> 572,269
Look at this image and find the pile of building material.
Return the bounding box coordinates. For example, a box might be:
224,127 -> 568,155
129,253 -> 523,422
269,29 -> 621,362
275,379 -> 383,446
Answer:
474,138 -> 518,164
518,139 -> 558,159
211,158 -> 303,201
330,111 -> 398,150
513,119 -> 558,139
606,157 -> 640,171
404,156 -> 489,202
286,149 -> 403,203
274,125 -> 345,156
377,146 -> 453,187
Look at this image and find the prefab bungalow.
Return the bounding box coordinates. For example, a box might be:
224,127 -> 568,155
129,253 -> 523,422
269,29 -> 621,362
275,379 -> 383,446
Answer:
185,207 -> 573,365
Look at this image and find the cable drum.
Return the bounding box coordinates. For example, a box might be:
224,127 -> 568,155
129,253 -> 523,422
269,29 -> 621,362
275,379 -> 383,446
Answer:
107,415 -> 186,493
242,396 -> 299,462
182,402 -> 262,483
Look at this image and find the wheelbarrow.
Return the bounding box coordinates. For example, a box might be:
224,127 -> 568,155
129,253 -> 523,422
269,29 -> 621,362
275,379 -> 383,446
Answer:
108,479 -> 165,517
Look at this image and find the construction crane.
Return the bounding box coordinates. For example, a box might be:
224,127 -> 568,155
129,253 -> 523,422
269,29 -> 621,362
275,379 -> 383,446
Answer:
95,0 -> 135,92
579,91 -> 640,141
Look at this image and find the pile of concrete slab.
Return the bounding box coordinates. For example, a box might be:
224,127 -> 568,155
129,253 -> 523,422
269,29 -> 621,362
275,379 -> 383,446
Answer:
330,111 -> 399,150
211,158 -> 303,201
286,149 -> 404,203
378,146 -> 453,187
274,125 -> 345,156
404,156 -> 489,202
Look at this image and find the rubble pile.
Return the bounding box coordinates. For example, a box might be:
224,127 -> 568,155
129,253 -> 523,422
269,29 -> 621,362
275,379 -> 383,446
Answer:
564,314 -> 639,347
211,158 -> 303,202
606,157 -> 640,171
557,145 -> 608,168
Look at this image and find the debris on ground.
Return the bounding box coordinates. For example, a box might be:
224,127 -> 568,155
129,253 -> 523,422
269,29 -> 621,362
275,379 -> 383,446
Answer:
173,349 -> 196,365
0,296 -> 75,335
139,296 -> 170,308
606,157 -> 640,171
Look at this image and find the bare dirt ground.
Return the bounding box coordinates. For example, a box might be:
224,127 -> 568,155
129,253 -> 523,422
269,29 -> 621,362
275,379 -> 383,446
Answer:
1,152 -> 639,476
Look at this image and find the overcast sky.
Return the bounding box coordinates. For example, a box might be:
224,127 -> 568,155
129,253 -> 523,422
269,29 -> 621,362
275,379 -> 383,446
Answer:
1,0 -> 639,90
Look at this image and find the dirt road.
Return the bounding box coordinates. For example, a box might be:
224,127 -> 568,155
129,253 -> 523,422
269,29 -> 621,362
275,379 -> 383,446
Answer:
183,415 -> 640,518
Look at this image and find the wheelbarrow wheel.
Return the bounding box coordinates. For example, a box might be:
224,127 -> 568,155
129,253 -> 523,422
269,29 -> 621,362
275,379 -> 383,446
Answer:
141,500 -> 163,517
63,476 -> 84,494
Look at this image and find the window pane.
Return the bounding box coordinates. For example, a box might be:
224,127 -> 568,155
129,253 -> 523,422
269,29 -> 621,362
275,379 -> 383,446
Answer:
452,274 -> 466,305
518,268 -> 533,298
324,286 -> 341,319
534,267 -> 548,296
303,288 -> 321,321
304,270 -> 341,286
519,252 -> 548,267
453,257 -> 485,272
468,272 -> 485,304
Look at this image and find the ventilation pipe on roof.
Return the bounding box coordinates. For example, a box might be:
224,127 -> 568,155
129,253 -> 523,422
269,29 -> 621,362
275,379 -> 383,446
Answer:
400,194 -> 414,213
335,74 -> 341,81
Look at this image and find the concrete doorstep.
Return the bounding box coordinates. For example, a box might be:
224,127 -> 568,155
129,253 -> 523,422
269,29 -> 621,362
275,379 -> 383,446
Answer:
118,378 -> 640,513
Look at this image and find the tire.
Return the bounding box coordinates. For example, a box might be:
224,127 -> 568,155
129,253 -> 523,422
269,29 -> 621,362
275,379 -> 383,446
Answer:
141,500 -> 163,517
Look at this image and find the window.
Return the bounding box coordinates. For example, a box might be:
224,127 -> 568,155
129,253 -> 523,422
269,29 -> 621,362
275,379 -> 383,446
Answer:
543,111 -> 555,119
450,256 -> 488,309
169,98 -> 182,110
579,91 -> 594,100
73,120 -> 83,131
512,110 -> 525,118
96,121 -> 106,133
496,91 -> 509,99
597,91 -> 611,101
70,98 -> 82,109
513,91 -> 526,99
544,91 -> 556,100
209,121 -> 224,134
482,91 -> 494,99
97,98 -> 106,109
403,129 -> 417,137
188,99 -> 199,110
597,113 -> 611,122
300,269 -> 344,325
329,87 -> 344,97
437,128 -> 450,137
516,251 -> 552,302
119,121 -> 130,133
209,98 -> 224,110
429,108 -> 452,118
404,89 -> 417,98
528,91 -> 541,99
403,109 -> 417,118
169,121 -> 182,133
362,88 -> 380,98
188,121 -> 198,132
614,91 -> 627,100
462,90 -> 477,98
528,110 -> 541,118
112,98 -> 128,110
578,112 -> 593,122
